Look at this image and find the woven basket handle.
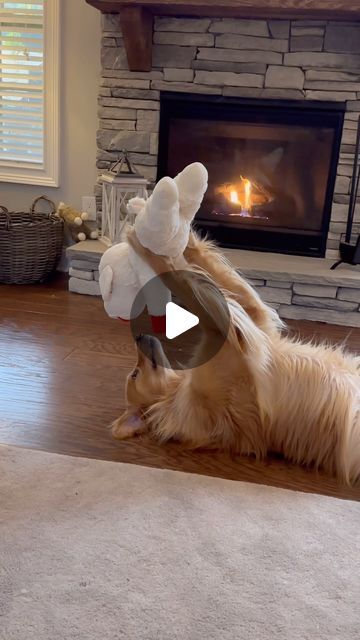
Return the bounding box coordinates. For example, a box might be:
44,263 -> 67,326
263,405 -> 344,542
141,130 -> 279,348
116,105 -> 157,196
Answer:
30,195 -> 56,216
0,207 -> 13,231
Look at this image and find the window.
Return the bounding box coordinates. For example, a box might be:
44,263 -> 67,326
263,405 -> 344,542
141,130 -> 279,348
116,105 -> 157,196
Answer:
0,0 -> 59,186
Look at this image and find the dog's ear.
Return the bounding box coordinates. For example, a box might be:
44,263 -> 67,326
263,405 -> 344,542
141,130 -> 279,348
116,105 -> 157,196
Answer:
99,264 -> 113,301
111,409 -> 147,440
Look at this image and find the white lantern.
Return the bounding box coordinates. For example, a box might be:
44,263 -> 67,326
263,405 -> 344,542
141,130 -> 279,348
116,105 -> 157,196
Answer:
100,150 -> 148,246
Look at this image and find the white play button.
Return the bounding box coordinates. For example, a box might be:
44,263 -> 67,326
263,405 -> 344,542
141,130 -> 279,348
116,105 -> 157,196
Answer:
165,301 -> 199,340
130,270 -> 230,369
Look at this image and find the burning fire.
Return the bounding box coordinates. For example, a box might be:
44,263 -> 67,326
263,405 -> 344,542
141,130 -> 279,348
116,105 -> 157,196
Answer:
218,177 -> 253,212
244,178 -> 252,211
216,176 -> 271,215
230,190 -> 239,204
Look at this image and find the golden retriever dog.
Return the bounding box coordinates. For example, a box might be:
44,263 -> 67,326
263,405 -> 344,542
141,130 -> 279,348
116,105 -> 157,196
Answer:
112,229 -> 360,485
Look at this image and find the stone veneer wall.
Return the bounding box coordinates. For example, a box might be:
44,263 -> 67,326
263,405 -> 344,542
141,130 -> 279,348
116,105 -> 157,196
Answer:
248,278 -> 360,327
97,16 -> 360,259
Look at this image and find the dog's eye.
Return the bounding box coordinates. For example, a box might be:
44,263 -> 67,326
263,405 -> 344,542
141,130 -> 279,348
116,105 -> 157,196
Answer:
131,368 -> 139,380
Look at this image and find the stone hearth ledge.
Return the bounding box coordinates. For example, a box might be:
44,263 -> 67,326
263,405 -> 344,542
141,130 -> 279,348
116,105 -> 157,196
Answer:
66,241 -> 360,327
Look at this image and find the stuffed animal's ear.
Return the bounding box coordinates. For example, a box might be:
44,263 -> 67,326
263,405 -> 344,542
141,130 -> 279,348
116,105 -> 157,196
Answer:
151,176 -> 178,209
99,264 -> 114,301
135,176 -> 179,253
174,162 -> 208,222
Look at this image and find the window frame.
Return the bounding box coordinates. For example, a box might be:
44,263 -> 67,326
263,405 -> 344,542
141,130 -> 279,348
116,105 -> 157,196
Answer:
0,0 -> 60,186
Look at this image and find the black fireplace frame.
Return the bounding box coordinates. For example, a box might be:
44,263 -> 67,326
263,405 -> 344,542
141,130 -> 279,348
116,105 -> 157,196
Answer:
157,92 -> 345,258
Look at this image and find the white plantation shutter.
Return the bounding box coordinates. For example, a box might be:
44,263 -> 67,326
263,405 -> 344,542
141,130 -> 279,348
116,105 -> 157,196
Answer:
0,0 -> 59,185
0,2 -> 44,164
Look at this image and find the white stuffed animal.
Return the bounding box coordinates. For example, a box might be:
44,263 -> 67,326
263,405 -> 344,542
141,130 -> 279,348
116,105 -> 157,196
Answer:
99,162 -> 208,329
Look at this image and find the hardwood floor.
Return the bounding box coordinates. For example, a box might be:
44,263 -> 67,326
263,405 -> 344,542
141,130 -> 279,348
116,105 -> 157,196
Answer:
0,274 -> 359,501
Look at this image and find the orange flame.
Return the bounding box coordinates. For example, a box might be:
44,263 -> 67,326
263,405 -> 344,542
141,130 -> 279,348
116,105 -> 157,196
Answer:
244,178 -> 252,211
223,177 -> 252,211
230,190 -> 240,204
215,175 -> 273,215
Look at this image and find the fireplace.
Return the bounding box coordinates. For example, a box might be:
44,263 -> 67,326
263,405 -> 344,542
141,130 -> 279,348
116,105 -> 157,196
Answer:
158,93 -> 344,257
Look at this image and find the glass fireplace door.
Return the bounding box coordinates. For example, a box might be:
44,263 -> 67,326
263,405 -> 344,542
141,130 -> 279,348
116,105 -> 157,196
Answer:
158,94 -> 344,257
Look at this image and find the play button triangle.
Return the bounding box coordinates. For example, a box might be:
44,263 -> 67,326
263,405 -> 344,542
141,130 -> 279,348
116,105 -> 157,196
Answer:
166,301 -> 199,340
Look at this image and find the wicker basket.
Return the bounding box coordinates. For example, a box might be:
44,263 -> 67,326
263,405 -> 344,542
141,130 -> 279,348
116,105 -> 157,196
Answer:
0,196 -> 64,284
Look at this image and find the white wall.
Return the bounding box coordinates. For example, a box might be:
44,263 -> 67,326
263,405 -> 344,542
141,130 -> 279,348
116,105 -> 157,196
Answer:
0,0 -> 100,211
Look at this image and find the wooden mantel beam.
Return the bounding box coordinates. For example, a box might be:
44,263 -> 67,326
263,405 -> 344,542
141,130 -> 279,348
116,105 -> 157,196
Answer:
86,0 -> 360,71
120,7 -> 153,71
87,0 -> 360,19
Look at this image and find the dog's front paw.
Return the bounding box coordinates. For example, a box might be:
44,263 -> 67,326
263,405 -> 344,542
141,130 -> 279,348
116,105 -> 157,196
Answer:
111,418 -> 133,440
110,412 -> 146,440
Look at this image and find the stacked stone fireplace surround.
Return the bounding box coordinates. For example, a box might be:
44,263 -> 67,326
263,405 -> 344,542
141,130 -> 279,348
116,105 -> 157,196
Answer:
68,14 -> 360,327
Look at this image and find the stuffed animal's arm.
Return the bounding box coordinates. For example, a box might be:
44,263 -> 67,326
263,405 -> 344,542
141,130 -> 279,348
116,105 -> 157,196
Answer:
127,197 -> 146,217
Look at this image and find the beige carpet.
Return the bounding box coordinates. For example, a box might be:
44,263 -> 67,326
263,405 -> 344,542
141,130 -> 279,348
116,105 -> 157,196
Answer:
0,445 -> 359,640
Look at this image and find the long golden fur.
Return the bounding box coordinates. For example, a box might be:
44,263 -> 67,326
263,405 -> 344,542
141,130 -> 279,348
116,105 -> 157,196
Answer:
112,230 -> 360,485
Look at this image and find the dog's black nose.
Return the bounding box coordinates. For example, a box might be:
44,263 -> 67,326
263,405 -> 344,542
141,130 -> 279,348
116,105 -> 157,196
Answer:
135,334 -> 143,344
